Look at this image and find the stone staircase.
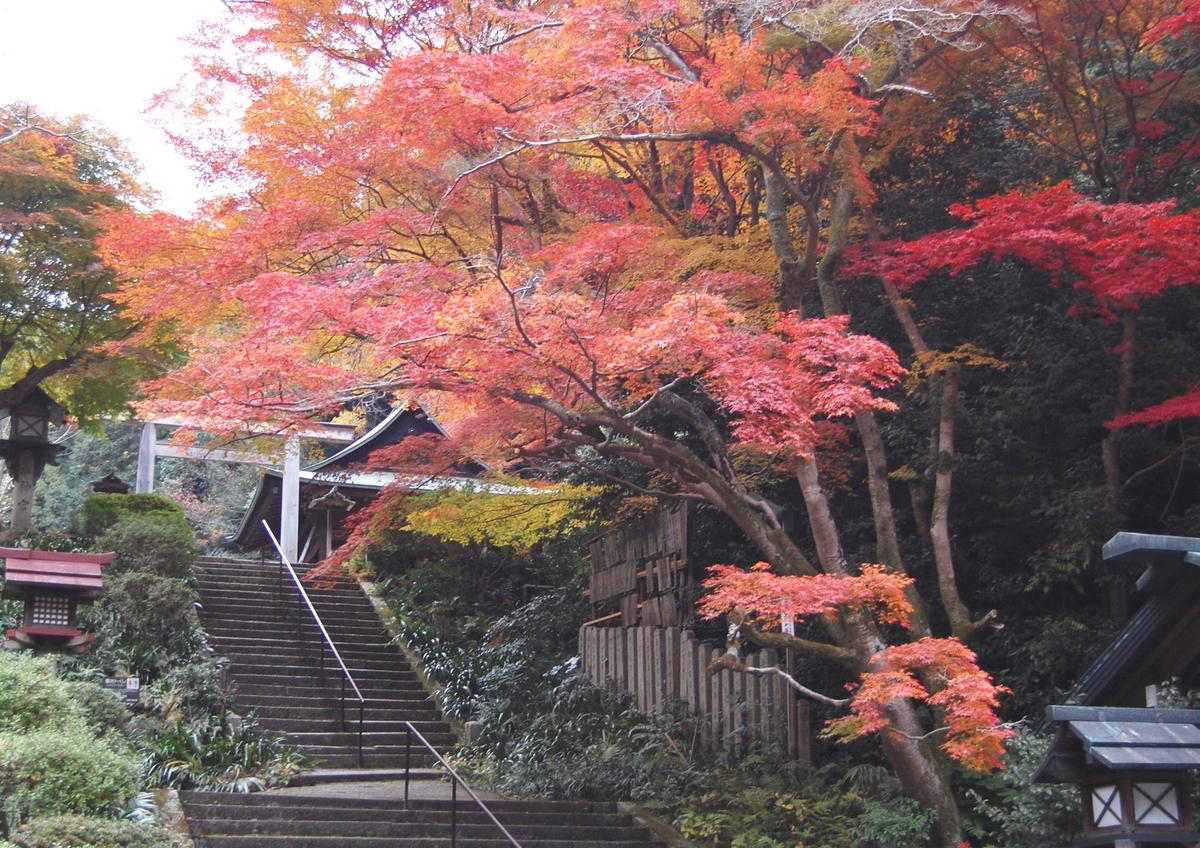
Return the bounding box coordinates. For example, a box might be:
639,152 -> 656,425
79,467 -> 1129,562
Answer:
186,556 -> 671,848
179,793 -> 667,848
193,556 -> 454,769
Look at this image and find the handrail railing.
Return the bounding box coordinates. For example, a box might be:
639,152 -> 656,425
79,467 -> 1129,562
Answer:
261,521 -> 366,766
402,721 -> 522,848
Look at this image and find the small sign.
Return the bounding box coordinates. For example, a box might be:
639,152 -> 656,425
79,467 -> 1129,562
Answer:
781,611 -> 795,636
102,677 -> 140,706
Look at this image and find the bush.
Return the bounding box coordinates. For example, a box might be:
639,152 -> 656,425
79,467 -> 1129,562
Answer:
97,516 -> 198,580
79,494 -> 187,538
87,573 -> 203,676
141,715 -> 310,792
961,731 -> 1080,848
149,660 -> 232,724
0,725 -> 141,823
0,653 -> 79,733
9,815 -> 178,848
68,682 -> 132,737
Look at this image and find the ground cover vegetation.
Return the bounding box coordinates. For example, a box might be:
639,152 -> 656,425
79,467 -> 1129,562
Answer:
0,492 -> 307,848
95,0 -> 1200,845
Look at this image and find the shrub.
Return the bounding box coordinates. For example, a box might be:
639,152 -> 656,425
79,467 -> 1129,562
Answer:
853,796 -> 936,848
79,494 -> 187,538
0,653 -> 79,733
0,725 -> 141,823
961,731 -> 1080,848
9,815 -> 178,848
149,660 -> 232,724
67,682 -> 132,737
97,516 -> 198,580
88,573 -> 203,676
141,715 -> 311,792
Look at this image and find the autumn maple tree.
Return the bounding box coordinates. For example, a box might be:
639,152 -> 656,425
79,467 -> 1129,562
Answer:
924,0 -> 1200,526
0,104 -> 146,421
96,2 -> 1099,845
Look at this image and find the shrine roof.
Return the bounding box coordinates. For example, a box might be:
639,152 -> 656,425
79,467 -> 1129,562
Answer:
0,547 -> 111,597
1066,533 -> 1200,707
1037,706 -> 1200,783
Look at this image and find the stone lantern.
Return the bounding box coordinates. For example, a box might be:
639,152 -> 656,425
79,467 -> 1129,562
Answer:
1037,705 -> 1200,847
1,547 -> 111,654
0,388 -> 66,529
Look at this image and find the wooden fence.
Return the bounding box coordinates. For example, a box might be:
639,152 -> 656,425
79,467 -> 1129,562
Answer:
579,624 -> 810,759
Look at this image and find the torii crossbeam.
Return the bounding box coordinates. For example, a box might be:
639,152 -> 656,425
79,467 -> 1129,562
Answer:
135,417 -> 358,562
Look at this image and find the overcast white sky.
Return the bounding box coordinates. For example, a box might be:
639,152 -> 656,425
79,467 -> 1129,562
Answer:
0,0 -> 231,213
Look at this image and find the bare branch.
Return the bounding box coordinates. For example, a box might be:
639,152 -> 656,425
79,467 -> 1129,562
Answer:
1,108 -> 90,147
484,19 -> 564,50
710,652 -> 851,707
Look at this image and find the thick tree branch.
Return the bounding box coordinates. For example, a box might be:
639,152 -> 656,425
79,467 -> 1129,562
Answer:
710,652 -> 852,706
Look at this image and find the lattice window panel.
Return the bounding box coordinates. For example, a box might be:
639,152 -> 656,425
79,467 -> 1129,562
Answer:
30,595 -> 71,627
1133,782 -> 1181,826
1092,784 -> 1122,829
13,412 -> 46,439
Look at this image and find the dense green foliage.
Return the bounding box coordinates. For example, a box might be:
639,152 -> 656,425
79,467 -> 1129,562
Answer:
0,491 -> 308,844
79,493 -> 187,538
0,106 -> 146,424
5,814 -> 179,848
0,654 -> 141,832
99,517 -> 199,580
140,715 -> 310,792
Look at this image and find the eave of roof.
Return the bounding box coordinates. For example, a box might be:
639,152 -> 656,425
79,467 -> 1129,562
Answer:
0,547 -> 111,596
1066,534 -> 1200,707
1037,706 -> 1200,782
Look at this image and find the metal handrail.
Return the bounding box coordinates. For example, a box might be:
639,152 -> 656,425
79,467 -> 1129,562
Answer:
261,521 -> 366,766
402,721 -> 522,848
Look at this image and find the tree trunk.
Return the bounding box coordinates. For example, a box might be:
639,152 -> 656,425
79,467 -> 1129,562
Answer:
1102,309 -> 1136,512
1102,309 -> 1137,619
930,361 -> 974,639
818,190 -> 932,636
796,455 -> 963,846
764,170 -> 805,314
879,698 -> 965,848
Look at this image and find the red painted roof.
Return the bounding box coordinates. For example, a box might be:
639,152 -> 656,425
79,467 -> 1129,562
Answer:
0,547 -> 112,595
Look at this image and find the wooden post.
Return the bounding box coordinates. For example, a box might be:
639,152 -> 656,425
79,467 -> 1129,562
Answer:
666,626 -> 680,701
796,699 -> 812,766
710,647 -> 723,747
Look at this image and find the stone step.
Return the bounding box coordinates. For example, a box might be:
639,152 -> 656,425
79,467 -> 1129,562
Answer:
204,630 -> 394,649
283,729 -> 454,746
200,606 -> 379,624
191,837 -> 658,848
197,591 -> 368,608
189,820 -> 648,841
239,706 -> 437,723
264,724 -> 453,743
182,801 -> 633,828
220,660 -> 419,681
206,638 -> 408,657
246,703 -> 439,721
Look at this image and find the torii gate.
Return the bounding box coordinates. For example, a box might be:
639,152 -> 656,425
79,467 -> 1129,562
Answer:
135,417 -> 357,563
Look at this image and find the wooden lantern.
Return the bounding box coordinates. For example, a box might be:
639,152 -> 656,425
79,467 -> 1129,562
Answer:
1,547 -> 112,654
0,388 -> 67,529
1038,706 -> 1200,847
